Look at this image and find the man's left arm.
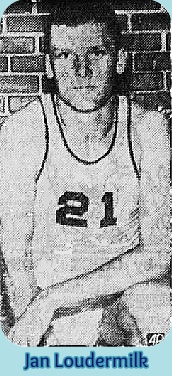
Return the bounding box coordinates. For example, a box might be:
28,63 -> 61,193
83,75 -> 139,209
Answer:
138,110 -> 170,280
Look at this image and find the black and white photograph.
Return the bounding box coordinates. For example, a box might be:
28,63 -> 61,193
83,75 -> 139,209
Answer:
0,0 -> 171,347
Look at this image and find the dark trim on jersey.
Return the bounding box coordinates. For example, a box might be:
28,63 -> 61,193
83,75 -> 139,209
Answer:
35,94 -> 140,180
127,95 -> 141,180
35,96 -> 49,183
51,94 -> 118,165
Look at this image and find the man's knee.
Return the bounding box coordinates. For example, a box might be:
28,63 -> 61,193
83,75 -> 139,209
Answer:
99,281 -> 170,346
119,281 -> 170,339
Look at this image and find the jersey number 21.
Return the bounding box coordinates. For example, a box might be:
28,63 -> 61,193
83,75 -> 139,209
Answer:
56,191 -> 117,228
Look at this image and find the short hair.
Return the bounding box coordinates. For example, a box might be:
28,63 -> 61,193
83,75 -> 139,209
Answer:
42,0 -> 127,95
43,0 -> 122,53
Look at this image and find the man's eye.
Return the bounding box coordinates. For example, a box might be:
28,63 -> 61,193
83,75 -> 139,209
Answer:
91,49 -> 107,58
55,51 -> 71,59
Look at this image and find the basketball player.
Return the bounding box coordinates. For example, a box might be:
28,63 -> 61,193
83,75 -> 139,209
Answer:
1,0 -> 170,346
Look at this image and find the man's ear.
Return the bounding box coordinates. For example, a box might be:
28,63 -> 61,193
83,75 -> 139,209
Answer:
45,54 -> 54,78
116,48 -> 128,75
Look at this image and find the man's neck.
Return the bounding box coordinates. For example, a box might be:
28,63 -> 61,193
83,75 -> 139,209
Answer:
57,96 -> 116,143
55,96 -> 117,161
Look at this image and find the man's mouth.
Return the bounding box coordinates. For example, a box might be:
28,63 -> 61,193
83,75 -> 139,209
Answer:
73,85 -> 96,90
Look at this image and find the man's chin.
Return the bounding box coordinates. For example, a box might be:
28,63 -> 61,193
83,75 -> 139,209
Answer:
71,101 -> 97,112
59,94 -> 99,112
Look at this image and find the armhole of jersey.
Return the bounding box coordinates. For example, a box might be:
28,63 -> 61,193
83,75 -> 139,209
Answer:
35,96 -> 49,183
127,95 -> 141,180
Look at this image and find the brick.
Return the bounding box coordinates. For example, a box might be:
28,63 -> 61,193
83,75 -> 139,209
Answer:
166,72 -> 171,91
0,96 -> 5,112
11,56 -> 45,73
110,0 -> 162,10
0,76 -> 39,93
0,37 -> 34,54
9,96 -> 36,112
6,15 -> 48,33
166,33 -> 171,51
134,52 -> 170,71
38,1 -> 50,13
0,56 -> 8,72
132,13 -> 170,31
3,0 -> 32,14
38,0 -> 161,12
132,72 -> 163,91
133,91 -> 171,111
116,14 -> 128,32
121,33 -> 161,51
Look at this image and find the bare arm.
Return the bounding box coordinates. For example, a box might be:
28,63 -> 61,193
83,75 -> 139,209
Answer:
10,240 -> 169,345
139,111 -> 170,268
1,102 -> 45,319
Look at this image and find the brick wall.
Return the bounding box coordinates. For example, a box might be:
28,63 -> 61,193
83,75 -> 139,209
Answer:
0,0 -> 171,124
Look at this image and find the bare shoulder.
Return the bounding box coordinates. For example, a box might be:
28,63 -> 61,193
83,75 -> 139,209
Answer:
1,98 -> 44,144
1,98 -> 45,173
131,102 -> 169,146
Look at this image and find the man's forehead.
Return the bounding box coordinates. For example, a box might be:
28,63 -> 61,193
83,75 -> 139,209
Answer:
51,22 -> 108,47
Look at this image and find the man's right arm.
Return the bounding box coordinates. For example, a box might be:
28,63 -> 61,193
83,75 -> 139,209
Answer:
1,102 -> 45,319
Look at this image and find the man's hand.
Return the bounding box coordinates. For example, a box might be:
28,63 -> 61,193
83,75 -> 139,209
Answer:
8,284 -> 94,346
5,258 -> 38,319
8,293 -> 57,346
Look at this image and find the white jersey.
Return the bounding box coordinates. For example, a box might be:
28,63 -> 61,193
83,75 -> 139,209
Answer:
2,95 -> 170,346
32,95 -> 140,288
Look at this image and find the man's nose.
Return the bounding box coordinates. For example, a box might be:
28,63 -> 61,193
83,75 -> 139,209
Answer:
73,54 -> 93,78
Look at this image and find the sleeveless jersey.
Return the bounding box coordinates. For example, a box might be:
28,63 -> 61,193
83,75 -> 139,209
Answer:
32,95 -> 140,289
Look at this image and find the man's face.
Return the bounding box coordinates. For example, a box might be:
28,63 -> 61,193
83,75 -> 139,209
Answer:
50,22 -> 117,111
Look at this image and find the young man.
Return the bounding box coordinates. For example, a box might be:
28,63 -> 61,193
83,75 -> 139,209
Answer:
1,0 -> 170,346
